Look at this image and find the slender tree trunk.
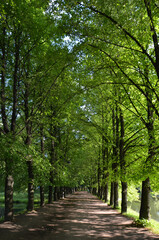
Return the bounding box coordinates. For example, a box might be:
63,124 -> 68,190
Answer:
103,182 -> 108,203
24,82 -> 34,212
121,182 -> 127,213
1,25 -> 14,221
103,147 -> 109,203
27,159 -> 34,211
100,186 -> 103,199
114,182 -> 118,209
139,177 -> 150,219
48,141 -> 54,203
140,82 -> 155,220
110,182 -> 114,205
40,127 -> 45,206
40,186 -> 45,207
112,105 -> 119,209
97,146 -> 101,197
102,134 -> 109,202
54,186 -> 58,201
2,25 -> 21,221
48,185 -> 53,203
11,32 -> 20,132
57,187 -> 60,200
48,137 -> 55,203
5,174 -> 14,221
119,108 -> 127,213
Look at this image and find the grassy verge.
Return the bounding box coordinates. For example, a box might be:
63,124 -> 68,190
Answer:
0,191 -> 48,223
123,207 -> 159,235
107,199 -> 159,235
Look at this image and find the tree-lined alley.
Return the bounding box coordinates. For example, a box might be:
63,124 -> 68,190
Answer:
0,0 -> 159,224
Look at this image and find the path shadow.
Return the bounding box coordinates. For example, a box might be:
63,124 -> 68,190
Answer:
0,192 -> 159,240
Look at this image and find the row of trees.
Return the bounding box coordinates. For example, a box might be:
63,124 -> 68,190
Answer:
0,0 -> 159,222
55,0 -> 159,220
0,0 -> 95,221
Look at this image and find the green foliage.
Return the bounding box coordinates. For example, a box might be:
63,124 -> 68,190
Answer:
134,218 -> 151,228
127,184 -> 140,202
1,0 -> 159,227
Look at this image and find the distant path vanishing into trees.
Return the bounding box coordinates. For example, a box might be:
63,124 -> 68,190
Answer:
0,191 -> 159,240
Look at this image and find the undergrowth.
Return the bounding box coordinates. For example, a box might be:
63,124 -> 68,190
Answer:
123,208 -> 159,235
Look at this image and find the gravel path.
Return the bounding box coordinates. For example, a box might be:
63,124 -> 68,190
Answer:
0,191 -> 159,239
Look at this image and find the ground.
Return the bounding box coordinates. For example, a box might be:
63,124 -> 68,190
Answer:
0,191 -> 159,239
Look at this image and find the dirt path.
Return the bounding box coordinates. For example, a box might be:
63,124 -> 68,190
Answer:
0,191 -> 159,239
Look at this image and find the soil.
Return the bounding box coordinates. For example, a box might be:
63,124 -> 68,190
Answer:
0,191 -> 159,240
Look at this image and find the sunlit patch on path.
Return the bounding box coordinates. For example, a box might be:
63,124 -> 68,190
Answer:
0,191 -> 159,239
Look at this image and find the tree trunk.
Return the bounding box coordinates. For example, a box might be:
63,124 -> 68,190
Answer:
139,177 -> 150,219
54,186 -> 58,201
119,107 -> 127,213
48,141 -> 54,203
103,182 -> 108,203
27,160 -> 34,211
139,82 -> 155,220
40,186 -> 45,207
11,32 -> 20,133
5,175 -> 14,221
110,182 -> 114,205
114,182 -> 118,209
24,79 -> 34,212
48,186 -> 53,203
57,187 -> 61,200
49,121 -> 57,203
1,25 -> 13,222
40,127 -> 45,206
121,182 -> 127,213
111,106 -> 119,208
97,146 -> 101,198
100,186 -> 103,199
92,187 -> 97,195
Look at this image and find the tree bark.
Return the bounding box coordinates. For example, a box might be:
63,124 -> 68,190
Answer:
112,105 -> 119,209
40,186 -> 45,207
40,127 -> 45,206
27,160 -> 34,211
48,118 -> 57,203
5,175 -> 14,221
48,186 -> 53,203
48,138 -> 55,203
140,83 -> 155,220
103,182 -> 108,203
97,146 -> 102,198
102,133 -> 109,202
110,182 -> 114,205
139,177 -> 150,219
54,186 -> 58,201
121,182 -> 127,213
114,182 -> 118,209
2,24 -> 21,221
11,32 -> 20,133
24,81 -> 34,212
1,25 -> 14,222
119,108 -> 127,213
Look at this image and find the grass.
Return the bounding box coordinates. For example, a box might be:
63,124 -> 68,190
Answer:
107,199 -> 159,235
0,190 -> 48,223
123,207 -> 159,235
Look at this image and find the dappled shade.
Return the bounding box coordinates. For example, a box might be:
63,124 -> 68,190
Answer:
0,192 -> 158,240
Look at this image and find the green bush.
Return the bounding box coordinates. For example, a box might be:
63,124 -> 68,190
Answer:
134,218 -> 151,228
